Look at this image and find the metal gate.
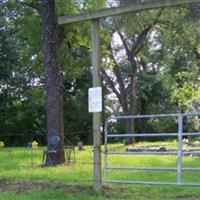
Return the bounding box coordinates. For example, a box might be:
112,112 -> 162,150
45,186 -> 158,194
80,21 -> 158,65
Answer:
104,113 -> 200,186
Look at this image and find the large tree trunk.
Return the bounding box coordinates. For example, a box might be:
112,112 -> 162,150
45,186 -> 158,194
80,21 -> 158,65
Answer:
123,108 -> 136,145
41,0 -> 65,165
127,60 -> 138,144
125,117 -> 136,144
140,98 -> 148,134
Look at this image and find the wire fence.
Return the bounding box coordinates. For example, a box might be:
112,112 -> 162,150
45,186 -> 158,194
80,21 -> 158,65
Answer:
0,131 -> 94,185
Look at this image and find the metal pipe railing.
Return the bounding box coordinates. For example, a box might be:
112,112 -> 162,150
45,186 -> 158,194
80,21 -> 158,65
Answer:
107,132 -> 200,137
104,113 -> 200,186
106,166 -> 200,171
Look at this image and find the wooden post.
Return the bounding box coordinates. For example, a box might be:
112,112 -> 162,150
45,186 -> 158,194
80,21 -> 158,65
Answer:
58,0 -> 200,24
92,19 -> 102,191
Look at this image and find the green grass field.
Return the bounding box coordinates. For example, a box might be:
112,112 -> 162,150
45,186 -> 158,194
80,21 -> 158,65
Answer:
1,142 -> 200,200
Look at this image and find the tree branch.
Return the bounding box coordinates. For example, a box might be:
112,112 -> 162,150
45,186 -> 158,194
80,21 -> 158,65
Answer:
101,69 -> 122,106
117,31 -> 131,58
132,8 -> 164,54
107,44 -> 129,110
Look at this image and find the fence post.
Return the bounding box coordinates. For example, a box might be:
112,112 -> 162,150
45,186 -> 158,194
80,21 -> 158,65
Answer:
104,119 -> 108,183
177,114 -> 183,184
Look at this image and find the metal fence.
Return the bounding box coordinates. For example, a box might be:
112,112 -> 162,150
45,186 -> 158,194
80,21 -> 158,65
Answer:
104,113 -> 200,186
0,133 -> 77,167
0,132 -> 95,186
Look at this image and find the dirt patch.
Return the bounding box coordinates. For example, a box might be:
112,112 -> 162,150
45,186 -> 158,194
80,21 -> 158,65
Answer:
0,179 -> 124,197
176,194 -> 200,200
0,179 -> 52,193
101,185 -> 125,197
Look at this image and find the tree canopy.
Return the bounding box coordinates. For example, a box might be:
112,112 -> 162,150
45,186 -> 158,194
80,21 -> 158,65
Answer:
0,0 -> 199,147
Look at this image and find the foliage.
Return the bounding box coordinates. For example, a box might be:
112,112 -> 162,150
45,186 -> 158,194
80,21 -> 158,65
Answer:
101,2 -> 200,135
172,72 -> 200,107
1,0 -> 106,144
1,0 -> 200,144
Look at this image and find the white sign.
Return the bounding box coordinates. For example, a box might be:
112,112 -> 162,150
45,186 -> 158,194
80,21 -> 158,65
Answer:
88,87 -> 102,113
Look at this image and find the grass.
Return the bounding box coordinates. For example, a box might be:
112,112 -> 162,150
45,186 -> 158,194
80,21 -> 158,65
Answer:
1,142 -> 200,200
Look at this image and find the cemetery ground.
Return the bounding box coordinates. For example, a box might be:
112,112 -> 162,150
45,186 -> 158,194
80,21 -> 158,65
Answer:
1,142 -> 200,200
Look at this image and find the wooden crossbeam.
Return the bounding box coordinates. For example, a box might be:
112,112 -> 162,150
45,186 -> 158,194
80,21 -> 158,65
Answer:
58,0 -> 200,25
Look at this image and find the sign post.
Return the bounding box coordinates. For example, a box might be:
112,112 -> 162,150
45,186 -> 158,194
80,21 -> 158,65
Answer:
91,19 -> 102,191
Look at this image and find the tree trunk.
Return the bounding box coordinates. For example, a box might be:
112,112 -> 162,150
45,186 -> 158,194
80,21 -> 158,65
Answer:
140,98 -> 148,134
41,0 -> 65,165
125,118 -> 136,144
124,56 -> 138,145
123,108 -> 136,145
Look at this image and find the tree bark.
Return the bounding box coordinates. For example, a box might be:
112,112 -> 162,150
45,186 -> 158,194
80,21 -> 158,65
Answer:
41,0 -> 65,165
124,112 -> 136,145
129,56 -> 138,143
140,98 -> 148,134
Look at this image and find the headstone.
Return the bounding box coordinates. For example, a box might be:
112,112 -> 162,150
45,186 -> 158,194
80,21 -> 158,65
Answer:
77,141 -> 84,150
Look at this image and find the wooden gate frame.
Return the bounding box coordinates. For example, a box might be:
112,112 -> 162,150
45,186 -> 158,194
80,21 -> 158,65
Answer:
58,0 -> 200,190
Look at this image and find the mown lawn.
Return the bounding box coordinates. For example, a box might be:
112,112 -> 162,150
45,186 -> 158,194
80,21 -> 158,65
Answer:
1,142 -> 200,200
